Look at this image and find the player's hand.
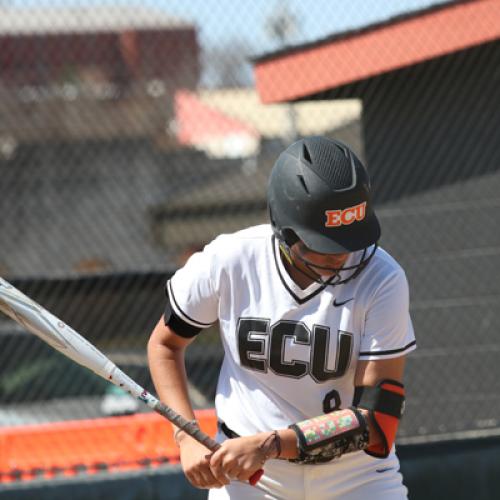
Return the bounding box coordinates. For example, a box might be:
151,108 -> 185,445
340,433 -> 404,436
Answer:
178,437 -> 229,489
208,432 -> 276,483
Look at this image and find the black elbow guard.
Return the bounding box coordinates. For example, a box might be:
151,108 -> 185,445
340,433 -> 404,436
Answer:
353,379 -> 405,458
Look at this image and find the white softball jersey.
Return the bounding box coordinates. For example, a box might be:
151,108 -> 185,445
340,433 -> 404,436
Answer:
167,224 -> 415,499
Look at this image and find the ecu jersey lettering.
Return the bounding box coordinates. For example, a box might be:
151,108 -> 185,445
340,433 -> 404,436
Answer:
237,318 -> 353,383
167,224 -> 416,437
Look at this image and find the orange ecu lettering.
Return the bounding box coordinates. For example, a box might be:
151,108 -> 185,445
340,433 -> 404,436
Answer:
325,202 -> 366,227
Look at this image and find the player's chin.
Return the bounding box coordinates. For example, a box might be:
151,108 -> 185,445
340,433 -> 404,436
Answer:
313,269 -> 338,281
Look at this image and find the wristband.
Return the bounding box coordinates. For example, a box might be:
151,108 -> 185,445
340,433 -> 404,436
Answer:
289,408 -> 369,464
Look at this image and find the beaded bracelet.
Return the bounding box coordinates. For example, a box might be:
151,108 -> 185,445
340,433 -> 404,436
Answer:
272,430 -> 282,458
260,430 -> 282,460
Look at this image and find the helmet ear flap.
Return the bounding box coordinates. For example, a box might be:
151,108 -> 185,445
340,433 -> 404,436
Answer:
270,208 -> 299,247
282,229 -> 299,247
272,227 -> 299,248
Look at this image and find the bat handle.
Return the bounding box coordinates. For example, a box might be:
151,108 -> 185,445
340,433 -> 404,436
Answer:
154,401 -> 264,485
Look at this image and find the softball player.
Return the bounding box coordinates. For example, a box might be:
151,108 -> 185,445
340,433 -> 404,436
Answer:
148,136 -> 416,499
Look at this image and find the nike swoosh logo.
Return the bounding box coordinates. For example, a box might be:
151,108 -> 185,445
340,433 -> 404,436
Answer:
376,467 -> 394,473
333,298 -> 354,307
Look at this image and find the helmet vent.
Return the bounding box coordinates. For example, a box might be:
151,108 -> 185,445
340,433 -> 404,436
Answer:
302,143 -> 312,164
297,174 -> 310,194
305,137 -> 353,190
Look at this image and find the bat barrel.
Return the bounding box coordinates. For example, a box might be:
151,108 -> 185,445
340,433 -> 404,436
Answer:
0,277 -> 263,485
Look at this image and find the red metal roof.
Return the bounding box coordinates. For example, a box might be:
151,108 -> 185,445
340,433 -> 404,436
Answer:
254,0 -> 500,103
175,90 -> 258,145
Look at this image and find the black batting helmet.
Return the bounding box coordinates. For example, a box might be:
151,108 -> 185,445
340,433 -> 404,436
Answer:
268,136 -> 380,254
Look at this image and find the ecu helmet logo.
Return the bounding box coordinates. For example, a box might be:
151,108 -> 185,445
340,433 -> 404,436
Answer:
325,202 -> 367,227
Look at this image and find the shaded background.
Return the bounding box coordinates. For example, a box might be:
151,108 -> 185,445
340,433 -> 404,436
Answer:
0,0 -> 499,498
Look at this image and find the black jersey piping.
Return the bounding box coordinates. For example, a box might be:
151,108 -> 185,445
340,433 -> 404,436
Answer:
167,280 -> 214,328
359,340 -> 416,357
271,235 -> 328,305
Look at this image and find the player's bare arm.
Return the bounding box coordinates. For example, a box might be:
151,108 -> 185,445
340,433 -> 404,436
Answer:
209,355 -> 406,480
148,317 -> 228,489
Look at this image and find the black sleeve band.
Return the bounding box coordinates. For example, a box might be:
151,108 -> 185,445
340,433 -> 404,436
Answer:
164,292 -> 202,338
352,380 -> 405,419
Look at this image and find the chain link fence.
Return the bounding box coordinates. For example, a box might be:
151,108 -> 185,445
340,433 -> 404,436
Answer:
0,0 -> 499,459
